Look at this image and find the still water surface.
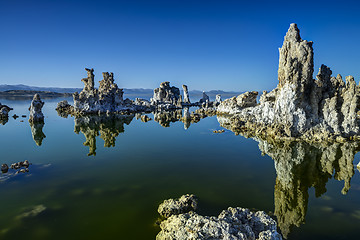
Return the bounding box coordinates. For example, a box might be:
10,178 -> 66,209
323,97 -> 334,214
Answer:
0,98 -> 360,239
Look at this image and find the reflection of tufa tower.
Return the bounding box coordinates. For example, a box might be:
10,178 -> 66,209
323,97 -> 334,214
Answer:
29,94 -> 46,146
29,122 -> 46,146
256,139 -> 359,238
74,115 -> 134,156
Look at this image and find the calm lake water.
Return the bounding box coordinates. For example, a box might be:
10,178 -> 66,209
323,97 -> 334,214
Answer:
1,97 -> 360,240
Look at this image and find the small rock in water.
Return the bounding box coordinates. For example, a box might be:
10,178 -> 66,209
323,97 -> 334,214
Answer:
21,115 -> 26,118
213,129 -> 225,133
29,94 -> 45,123
22,160 -> 30,168
1,164 -> 9,173
10,160 -> 31,172
11,163 -> 20,169
158,194 -> 198,218
140,115 -> 152,122
12,114 -> 19,119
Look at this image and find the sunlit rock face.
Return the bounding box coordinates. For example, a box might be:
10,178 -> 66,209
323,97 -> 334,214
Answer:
217,23 -> 360,142
74,114 -> 134,156
56,100 -> 73,117
182,85 -> 191,104
72,68 -> 132,114
151,82 -> 182,110
157,195 -> 282,240
57,68 -> 144,116
217,91 -> 258,114
198,91 -> 210,104
29,122 -> 46,146
214,94 -> 222,106
256,138 -> 359,238
29,94 -> 44,123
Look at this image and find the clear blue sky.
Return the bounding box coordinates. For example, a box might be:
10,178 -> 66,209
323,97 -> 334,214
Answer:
1,0 -> 360,91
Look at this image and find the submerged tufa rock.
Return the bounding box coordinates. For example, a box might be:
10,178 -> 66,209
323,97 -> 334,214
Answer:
158,194 -> 198,218
29,94 -> 44,123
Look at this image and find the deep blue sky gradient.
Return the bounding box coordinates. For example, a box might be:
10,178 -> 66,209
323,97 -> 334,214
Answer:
1,0 -> 360,91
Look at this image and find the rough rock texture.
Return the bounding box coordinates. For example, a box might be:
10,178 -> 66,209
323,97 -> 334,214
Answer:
73,69 -> 127,114
217,91 -> 258,114
56,100 -> 74,117
157,203 -> 282,240
151,82 -> 182,109
29,94 -> 44,123
134,98 -> 151,110
217,23 -> 360,142
199,91 -> 210,104
215,94 -> 222,106
158,194 -> 198,218
0,103 -> 13,121
182,85 -> 191,104
57,68 -> 141,115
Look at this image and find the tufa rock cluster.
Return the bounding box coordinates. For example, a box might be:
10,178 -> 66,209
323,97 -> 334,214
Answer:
157,194 -> 282,240
217,23 -> 360,142
29,94 -> 44,123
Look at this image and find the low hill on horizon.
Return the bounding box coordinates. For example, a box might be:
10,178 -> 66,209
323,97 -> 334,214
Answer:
0,84 -> 243,98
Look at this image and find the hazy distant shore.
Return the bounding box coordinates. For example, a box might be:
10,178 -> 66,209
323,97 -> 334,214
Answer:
0,84 -> 243,100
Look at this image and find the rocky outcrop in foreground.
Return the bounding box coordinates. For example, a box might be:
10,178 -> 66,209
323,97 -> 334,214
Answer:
157,194 -> 282,240
217,23 -> 360,142
158,194 -> 198,218
29,94 -> 44,123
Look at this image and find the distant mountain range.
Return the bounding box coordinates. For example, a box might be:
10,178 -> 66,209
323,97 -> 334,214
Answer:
0,84 -> 243,98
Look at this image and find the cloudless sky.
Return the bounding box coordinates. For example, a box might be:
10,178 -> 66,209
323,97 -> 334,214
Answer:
1,0 -> 360,91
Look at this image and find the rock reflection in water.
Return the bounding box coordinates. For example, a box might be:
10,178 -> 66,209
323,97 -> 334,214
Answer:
153,107 -> 215,129
74,114 -> 134,156
153,109 -> 182,128
259,139 -> 359,238
218,115 -> 360,238
0,117 -> 8,125
29,122 -> 46,146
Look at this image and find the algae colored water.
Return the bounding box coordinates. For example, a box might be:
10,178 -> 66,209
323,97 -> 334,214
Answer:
1,98 -> 360,240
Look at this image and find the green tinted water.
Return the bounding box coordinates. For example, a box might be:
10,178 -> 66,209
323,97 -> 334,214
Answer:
0,98 -> 360,239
